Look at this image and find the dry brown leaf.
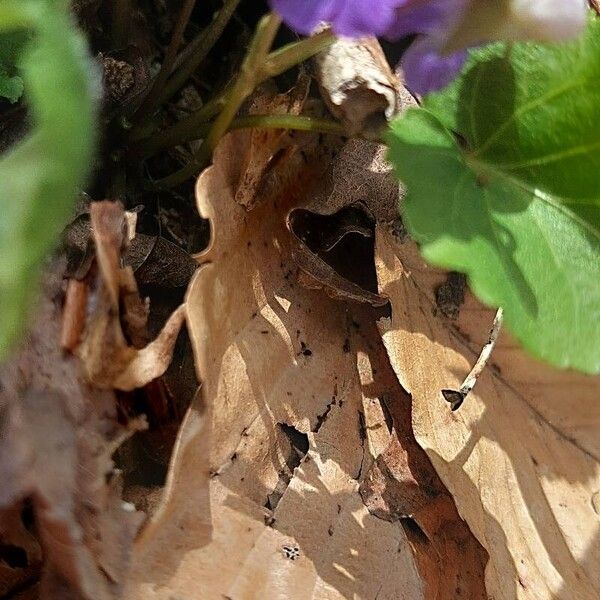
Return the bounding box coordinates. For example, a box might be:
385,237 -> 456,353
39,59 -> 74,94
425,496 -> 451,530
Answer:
375,225 -> 600,600
315,37 -> 400,136
125,234 -> 198,288
283,79 -> 416,306
76,201 -> 185,391
125,131 -> 428,600
286,139 -> 402,306
0,261 -> 143,600
233,74 -> 319,211
358,350 -> 488,600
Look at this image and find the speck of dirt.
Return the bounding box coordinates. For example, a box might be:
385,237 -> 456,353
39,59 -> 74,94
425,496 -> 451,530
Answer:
300,341 -> 312,356
282,545 -> 301,560
100,55 -> 134,103
391,217 -> 409,242
435,272 -> 467,319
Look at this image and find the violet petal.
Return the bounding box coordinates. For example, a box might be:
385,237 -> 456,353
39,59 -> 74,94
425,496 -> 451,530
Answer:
402,36 -> 467,95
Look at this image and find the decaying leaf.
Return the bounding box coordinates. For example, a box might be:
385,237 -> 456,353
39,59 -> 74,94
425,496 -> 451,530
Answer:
315,37 -> 401,136
358,345 -> 488,600
0,261 -> 143,600
375,225 -> 600,600
75,201 -> 186,391
122,74 -> 490,597
286,138 -> 403,305
125,131 -> 427,599
125,234 -> 197,288
233,74 -> 318,211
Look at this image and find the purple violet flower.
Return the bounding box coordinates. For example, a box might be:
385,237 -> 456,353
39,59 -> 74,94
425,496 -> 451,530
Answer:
269,0 -> 408,38
270,0 -> 587,95
270,0 -> 470,94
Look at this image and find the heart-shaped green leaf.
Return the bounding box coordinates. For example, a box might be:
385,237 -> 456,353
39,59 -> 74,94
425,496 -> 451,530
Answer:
388,20 -> 600,373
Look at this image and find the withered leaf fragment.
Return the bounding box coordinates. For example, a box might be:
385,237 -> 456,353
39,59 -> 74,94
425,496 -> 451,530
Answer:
375,225 -> 600,600
125,130 -> 426,599
0,262 -> 143,600
76,201 -> 186,391
315,37 -> 401,136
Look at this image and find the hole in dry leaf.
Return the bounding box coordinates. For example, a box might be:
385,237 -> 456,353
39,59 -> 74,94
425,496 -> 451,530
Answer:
20,500 -> 35,533
279,423 -> 309,457
400,517 -> 430,547
282,545 -> 301,560
265,424 -> 309,511
289,205 -> 380,294
0,544 -> 28,569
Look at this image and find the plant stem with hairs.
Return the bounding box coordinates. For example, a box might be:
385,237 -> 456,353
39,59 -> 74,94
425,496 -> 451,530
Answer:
152,21 -> 335,188
132,0 -> 197,125
155,0 -> 242,109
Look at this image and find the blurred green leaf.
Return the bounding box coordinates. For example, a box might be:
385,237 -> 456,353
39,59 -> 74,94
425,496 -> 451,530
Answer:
0,68 -> 23,103
0,31 -> 28,102
388,20 -> 600,373
0,0 -> 96,358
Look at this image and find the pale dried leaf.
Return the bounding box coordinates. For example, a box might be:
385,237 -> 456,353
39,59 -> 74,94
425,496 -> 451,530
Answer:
77,201 -> 185,390
125,131 -> 425,599
234,75 -> 315,211
375,225 -> 600,600
315,37 -> 400,135
358,349 -> 488,600
113,305 -> 186,391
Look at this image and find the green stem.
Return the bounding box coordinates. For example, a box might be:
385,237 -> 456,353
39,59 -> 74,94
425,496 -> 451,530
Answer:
131,93 -> 226,156
137,112 -> 348,160
155,0 -> 242,109
132,0 -> 197,125
133,29 -> 335,153
151,25 -> 337,188
227,114 -> 347,136
264,29 -> 334,77
153,13 -> 282,188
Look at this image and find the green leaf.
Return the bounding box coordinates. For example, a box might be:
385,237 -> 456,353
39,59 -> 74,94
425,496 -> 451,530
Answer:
0,0 -> 96,359
0,68 -> 23,103
388,20 -> 600,373
0,31 -> 28,102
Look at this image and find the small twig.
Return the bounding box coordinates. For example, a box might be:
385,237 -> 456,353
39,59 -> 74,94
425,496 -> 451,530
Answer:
442,307 -> 504,411
112,0 -> 132,48
131,0 -> 197,125
155,0 -> 242,109
61,279 -> 88,352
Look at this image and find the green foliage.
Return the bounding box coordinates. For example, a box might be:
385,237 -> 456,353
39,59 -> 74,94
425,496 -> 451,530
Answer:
0,30 -> 27,102
388,20 -> 600,373
0,0 -> 96,359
